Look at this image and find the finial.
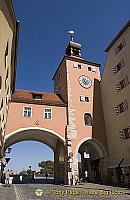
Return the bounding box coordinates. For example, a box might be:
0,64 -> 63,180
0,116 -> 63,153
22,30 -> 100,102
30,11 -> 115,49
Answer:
68,30 -> 75,42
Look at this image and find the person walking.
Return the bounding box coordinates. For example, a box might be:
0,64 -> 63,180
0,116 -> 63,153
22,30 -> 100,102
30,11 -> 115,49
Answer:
5,170 -> 10,186
9,170 -> 13,184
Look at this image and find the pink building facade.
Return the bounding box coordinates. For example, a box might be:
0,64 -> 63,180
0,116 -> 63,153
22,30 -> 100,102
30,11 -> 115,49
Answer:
5,40 -> 108,185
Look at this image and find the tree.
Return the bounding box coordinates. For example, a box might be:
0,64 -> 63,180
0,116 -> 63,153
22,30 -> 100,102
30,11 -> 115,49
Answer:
38,160 -> 54,176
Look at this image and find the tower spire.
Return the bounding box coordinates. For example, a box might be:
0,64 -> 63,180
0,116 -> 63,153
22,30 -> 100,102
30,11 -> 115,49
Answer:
66,30 -> 81,57
68,30 -> 75,42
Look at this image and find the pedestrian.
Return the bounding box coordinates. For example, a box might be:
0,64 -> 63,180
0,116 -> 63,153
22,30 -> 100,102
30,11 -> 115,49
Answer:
5,170 -> 10,186
45,173 -> 48,180
9,170 -> 13,184
19,174 -> 23,182
75,174 -> 79,185
32,171 -> 35,183
85,170 -> 88,182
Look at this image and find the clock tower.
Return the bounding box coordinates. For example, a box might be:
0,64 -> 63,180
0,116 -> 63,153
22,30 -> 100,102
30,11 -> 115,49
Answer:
53,37 -> 108,184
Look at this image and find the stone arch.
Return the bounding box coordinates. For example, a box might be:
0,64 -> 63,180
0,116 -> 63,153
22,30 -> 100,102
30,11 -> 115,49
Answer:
4,127 -> 65,151
4,127 -> 67,184
75,137 -> 108,159
75,137 -> 108,183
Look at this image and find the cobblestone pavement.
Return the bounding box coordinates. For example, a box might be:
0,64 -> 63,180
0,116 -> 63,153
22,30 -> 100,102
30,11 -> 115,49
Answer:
0,183 -> 130,200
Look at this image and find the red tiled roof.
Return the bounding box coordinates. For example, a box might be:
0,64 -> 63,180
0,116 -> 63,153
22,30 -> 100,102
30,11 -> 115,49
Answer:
11,90 -> 67,107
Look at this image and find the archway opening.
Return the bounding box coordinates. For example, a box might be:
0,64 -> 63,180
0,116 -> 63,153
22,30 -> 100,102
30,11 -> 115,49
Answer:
3,127 -> 66,184
78,139 -> 104,183
4,141 -> 54,184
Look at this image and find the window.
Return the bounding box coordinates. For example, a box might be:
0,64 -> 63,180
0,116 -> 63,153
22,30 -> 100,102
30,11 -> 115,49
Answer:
6,69 -> 9,79
119,127 -> 130,139
44,108 -> 52,119
2,115 -> 4,122
116,76 -> 129,92
124,128 -> 130,139
73,63 -> 82,69
0,99 -> 3,110
23,107 -> 32,117
5,42 -> 8,68
6,97 -> 8,104
113,59 -> 125,74
5,79 -> 7,90
32,93 -> 42,100
88,67 -> 91,71
119,103 -> 124,113
115,100 -> 128,115
80,95 -> 89,102
7,87 -> 9,95
78,64 -> 82,69
114,39 -> 126,55
84,113 -> 92,126
88,66 -> 96,72
72,48 -> 80,56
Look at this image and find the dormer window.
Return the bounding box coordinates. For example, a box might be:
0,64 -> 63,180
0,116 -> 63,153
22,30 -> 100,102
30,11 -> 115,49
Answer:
32,93 -> 42,100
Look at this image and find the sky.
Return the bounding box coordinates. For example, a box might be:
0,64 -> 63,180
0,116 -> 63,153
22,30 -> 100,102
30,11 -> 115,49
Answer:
6,0 -> 130,173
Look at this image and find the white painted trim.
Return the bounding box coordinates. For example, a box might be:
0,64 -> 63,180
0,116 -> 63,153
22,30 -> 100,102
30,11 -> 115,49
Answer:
75,137 -> 91,157
5,127 -> 65,143
23,106 -> 32,118
44,108 -> 52,120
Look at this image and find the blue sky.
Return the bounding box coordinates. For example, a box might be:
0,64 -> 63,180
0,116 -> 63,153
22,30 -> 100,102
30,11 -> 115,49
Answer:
6,0 -> 130,173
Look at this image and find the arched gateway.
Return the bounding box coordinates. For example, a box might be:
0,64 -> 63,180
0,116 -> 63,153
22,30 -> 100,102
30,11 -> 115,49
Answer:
3,39 -> 109,185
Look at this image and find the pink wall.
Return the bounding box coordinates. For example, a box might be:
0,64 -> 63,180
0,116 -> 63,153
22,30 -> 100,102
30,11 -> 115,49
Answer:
65,59 -> 101,154
6,102 -> 67,138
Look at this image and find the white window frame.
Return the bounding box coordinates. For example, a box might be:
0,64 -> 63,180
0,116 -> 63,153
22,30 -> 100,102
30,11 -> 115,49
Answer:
80,95 -> 89,102
44,108 -> 52,119
73,62 -> 82,69
23,106 -> 32,118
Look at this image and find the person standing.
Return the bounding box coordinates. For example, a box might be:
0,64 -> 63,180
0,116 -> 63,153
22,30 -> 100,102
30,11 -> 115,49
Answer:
32,171 -> 36,183
85,170 -> 88,182
20,174 -> 23,182
45,173 -> 48,180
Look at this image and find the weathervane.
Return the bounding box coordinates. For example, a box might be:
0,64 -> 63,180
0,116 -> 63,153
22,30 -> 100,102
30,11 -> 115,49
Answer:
68,30 -> 75,42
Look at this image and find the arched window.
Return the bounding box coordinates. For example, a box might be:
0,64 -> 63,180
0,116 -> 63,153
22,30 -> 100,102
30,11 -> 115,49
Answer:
84,113 -> 92,126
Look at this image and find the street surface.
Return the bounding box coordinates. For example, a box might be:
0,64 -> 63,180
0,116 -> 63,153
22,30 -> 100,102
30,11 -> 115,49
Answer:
0,182 -> 130,200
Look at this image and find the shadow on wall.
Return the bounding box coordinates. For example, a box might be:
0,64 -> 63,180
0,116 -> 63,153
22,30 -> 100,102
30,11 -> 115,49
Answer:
92,79 -> 108,153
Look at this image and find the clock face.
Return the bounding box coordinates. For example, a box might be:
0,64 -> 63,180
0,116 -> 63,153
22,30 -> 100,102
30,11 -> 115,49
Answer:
79,75 -> 92,88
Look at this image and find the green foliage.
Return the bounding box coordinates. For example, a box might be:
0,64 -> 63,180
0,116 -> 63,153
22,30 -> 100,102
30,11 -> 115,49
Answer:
38,160 -> 54,175
19,170 -> 27,175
